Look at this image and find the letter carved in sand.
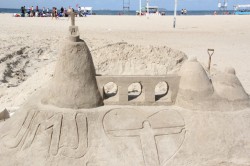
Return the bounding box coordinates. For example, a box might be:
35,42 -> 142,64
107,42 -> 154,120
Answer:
1,111 -> 89,158
103,108 -> 186,166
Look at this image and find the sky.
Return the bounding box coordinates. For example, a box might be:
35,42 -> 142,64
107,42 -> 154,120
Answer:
0,0 -> 249,10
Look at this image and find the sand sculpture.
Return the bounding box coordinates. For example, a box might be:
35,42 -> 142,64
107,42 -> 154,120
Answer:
176,58 -> 250,111
41,14 -> 103,109
177,57 -> 214,100
0,15 -> 250,166
212,67 -> 249,101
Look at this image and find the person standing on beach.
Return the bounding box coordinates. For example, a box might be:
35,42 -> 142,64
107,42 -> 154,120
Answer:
184,9 -> 187,15
30,6 -> 34,17
55,8 -> 58,19
42,7 -> 45,15
21,6 -> 24,17
64,8 -> 67,17
23,6 -> 26,17
35,6 -> 39,17
52,7 -> 55,19
61,7 -> 64,17
78,6 -> 81,16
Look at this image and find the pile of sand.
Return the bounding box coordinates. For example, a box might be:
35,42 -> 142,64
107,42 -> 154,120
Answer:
91,42 -> 187,75
0,39 -> 187,88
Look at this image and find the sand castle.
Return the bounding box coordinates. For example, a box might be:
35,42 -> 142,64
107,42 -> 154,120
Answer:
0,15 -> 250,166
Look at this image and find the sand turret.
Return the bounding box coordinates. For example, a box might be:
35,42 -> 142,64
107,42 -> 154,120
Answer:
212,67 -> 249,101
176,57 -> 214,102
42,16 -> 103,108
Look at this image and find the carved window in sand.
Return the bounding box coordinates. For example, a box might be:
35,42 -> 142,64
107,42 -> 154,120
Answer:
103,82 -> 118,101
128,82 -> 143,101
155,81 -> 170,102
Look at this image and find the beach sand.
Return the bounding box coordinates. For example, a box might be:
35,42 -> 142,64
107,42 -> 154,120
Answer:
1,14 -> 250,165
0,14 -> 250,110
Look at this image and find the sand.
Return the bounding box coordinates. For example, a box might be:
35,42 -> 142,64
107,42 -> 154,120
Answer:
0,14 -> 250,111
0,14 -> 250,166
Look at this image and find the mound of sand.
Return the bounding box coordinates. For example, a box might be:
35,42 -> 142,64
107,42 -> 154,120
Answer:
91,42 -> 187,75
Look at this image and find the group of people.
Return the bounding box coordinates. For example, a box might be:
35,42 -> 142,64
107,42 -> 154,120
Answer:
181,9 -> 187,15
20,6 -> 84,18
51,7 -> 79,19
21,6 -> 51,17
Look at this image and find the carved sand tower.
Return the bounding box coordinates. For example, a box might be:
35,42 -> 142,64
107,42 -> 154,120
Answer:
176,57 -> 214,102
42,13 -> 103,108
212,67 -> 249,101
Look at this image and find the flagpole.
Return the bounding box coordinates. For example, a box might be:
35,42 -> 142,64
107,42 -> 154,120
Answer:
139,0 -> 142,15
173,0 -> 178,28
147,0 -> 149,18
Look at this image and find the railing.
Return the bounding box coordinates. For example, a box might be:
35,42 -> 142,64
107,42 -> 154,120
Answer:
96,75 -> 180,105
